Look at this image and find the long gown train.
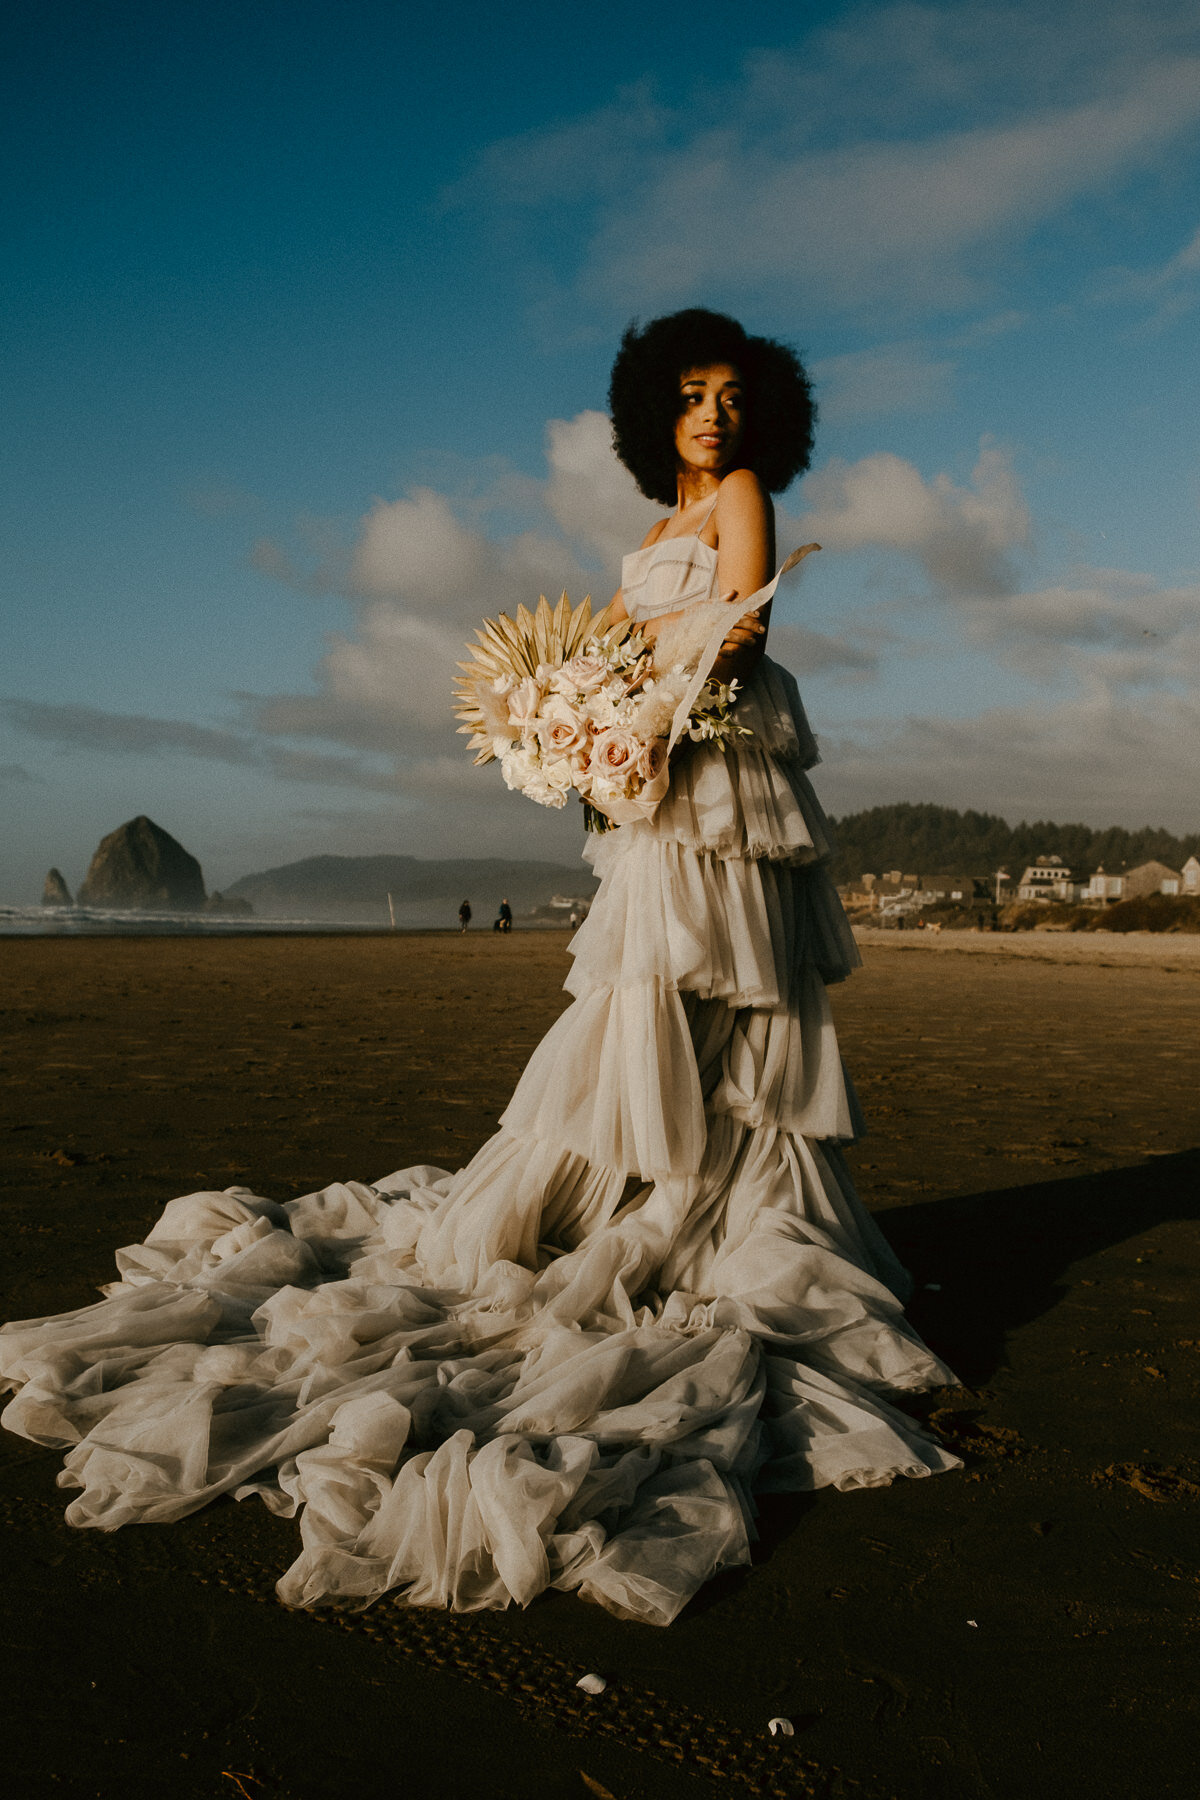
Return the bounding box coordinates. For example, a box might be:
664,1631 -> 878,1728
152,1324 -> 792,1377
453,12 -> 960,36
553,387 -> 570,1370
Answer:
0,654 -> 958,1628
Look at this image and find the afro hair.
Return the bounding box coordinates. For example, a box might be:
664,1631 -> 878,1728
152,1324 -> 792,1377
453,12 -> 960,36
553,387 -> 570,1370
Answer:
608,308 -> 816,506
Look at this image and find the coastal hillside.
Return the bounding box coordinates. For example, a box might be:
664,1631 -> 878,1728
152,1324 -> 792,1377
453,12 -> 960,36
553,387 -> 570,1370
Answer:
226,854 -> 597,923
827,803 -> 1197,885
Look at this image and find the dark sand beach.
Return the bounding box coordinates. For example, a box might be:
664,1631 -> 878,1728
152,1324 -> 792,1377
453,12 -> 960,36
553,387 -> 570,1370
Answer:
2,931 -> 1198,1799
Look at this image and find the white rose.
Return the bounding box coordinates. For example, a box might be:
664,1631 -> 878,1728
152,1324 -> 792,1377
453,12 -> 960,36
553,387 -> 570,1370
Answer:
584,689 -> 619,729
500,744 -> 541,792
526,772 -> 568,809
542,757 -> 575,792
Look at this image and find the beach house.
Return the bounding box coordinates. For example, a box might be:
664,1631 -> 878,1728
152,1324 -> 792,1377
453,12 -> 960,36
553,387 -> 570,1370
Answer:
1084,860 -> 1184,902
1017,856 -> 1078,901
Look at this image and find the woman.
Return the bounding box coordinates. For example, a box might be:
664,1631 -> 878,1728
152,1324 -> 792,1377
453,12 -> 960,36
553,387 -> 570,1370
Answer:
0,310 -> 957,1628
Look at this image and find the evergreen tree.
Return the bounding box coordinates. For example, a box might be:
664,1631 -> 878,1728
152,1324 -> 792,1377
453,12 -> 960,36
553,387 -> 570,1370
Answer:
827,804 -> 1197,887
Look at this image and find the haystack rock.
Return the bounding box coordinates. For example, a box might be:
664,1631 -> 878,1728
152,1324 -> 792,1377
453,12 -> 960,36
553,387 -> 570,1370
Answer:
42,868 -> 73,907
77,816 -> 206,911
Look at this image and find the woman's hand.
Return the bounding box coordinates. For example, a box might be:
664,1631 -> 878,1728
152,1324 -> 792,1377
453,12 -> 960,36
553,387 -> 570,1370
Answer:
710,596 -> 772,687
719,606 -> 767,655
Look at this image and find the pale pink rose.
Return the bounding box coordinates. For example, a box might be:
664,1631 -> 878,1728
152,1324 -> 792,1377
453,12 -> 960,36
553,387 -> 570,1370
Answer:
638,736 -> 668,783
506,676 -> 544,733
550,654 -> 610,696
535,696 -> 590,757
589,726 -> 642,787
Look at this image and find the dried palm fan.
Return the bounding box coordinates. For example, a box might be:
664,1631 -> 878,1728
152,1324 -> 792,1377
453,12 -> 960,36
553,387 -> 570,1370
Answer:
452,592 -> 635,764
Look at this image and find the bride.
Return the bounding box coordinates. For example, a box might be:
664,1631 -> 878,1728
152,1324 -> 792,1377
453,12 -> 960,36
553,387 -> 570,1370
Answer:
0,308 -> 958,1628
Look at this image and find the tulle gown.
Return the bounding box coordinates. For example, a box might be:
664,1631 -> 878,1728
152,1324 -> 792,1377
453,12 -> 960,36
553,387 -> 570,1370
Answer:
0,530 -> 958,1628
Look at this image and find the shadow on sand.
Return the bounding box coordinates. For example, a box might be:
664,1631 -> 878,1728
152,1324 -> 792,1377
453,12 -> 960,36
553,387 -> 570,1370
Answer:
883,1144 -> 1200,1384
691,1147 -> 1200,1605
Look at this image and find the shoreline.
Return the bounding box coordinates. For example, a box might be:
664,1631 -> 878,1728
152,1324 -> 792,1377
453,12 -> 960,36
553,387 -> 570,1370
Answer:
6,917 -> 1199,961
853,924 -> 1200,964
0,918 -> 576,940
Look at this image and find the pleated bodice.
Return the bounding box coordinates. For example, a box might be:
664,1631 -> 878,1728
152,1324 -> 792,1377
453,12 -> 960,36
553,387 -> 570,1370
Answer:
621,528 -> 721,621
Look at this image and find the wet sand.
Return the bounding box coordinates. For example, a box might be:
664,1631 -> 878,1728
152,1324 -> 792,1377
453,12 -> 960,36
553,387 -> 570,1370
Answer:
2,932 -> 1198,1800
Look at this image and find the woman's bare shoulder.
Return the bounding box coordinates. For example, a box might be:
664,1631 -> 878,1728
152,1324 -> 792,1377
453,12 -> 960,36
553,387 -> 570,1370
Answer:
716,468 -> 771,513
639,516 -> 670,549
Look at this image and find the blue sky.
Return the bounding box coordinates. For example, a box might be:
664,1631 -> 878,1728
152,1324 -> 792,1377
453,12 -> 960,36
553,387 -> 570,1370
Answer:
3,0 -> 1199,899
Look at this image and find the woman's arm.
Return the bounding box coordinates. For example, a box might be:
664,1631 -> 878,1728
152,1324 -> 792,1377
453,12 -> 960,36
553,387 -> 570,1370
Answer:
708,469 -> 774,687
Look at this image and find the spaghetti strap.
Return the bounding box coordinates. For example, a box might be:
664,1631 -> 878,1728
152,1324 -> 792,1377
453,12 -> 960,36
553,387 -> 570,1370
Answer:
697,490 -> 720,532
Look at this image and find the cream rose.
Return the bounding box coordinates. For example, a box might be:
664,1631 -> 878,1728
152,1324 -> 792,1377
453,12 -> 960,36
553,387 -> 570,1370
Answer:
535,696 -> 591,758
550,654 -> 610,697
638,736 -> 668,783
506,676 -> 544,733
589,726 -> 642,791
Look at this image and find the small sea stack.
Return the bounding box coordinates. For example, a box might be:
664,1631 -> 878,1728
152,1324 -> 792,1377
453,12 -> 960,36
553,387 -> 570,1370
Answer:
41,868 -> 73,908
77,816 -> 206,911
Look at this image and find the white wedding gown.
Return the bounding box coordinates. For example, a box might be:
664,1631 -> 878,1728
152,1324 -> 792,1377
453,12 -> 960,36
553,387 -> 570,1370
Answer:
0,531 -> 958,1627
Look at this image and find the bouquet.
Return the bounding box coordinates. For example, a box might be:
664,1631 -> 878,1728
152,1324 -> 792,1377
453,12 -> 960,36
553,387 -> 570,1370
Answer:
453,547 -> 817,830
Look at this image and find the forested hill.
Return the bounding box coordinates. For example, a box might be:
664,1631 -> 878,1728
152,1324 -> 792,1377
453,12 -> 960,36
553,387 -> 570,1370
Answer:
826,804 -> 1198,885
226,854 -> 596,920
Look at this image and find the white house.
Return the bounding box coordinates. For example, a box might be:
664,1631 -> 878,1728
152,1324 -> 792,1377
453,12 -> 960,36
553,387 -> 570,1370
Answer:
1182,855 -> 1200,895
1017,855 -> 1075,901
1085,865 -> 1125,902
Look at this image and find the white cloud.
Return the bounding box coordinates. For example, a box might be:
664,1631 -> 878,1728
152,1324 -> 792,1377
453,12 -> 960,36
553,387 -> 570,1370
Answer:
0,699 -> 400,795
796,444 -> 1030,596
768,622 -> 880,681
459,7 -> 1200,319
818,688 -> 1200,833
542,412 -> 660,567
813,344 -> 957,419
250,413 -> 656,757
349,489 -> 493,605
960,568 -> 1200,690
1093,221 -> 1200,324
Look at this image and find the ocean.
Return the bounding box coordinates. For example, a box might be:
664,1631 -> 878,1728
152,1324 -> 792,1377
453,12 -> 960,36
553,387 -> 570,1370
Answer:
0,905 -> 573,937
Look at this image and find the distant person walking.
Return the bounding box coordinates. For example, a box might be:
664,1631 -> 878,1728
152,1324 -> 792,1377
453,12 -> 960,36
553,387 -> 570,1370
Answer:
458,899 -> 472,933
498,898 -> 513,934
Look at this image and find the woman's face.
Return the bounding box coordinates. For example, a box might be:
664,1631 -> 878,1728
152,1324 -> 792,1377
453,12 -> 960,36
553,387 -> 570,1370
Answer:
674,363 -> 745,480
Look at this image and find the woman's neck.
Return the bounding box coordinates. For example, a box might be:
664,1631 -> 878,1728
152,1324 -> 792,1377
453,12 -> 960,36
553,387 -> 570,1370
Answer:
675,474 -> 721,515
